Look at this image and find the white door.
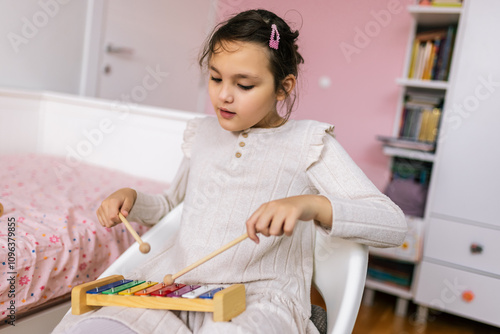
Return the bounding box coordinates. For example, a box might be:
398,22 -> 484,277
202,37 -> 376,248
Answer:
95,0 -> 216,112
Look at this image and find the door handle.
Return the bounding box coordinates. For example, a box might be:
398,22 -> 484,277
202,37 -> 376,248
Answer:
470,243 -> 483,254
106,43 -> 134,55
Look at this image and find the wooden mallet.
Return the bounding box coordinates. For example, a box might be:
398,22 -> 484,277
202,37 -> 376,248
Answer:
118,212 -> 151,254
163,233 -> 249,285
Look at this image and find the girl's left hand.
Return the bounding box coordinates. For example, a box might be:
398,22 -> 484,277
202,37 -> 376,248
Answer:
245,195 -> 332,244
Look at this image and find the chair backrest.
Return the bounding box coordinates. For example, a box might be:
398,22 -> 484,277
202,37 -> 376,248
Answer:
313,232 -> 368,334
100,204 -> 369,334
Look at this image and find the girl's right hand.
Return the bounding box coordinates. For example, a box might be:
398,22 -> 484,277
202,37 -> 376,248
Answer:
96,188 -> 137,228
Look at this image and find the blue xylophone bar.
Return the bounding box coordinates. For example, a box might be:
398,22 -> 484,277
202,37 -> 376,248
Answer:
199,287 -> 224,299
86,279 -> 133,294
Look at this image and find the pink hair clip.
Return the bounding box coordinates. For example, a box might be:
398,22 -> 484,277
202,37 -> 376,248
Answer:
269,24 -> 280,50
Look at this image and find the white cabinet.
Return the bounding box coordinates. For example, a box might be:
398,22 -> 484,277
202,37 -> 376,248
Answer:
429,0 -> 500,227
414,0 -> 500,327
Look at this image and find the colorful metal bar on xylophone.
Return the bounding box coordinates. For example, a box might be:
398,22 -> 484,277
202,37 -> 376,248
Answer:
86,279 -> 227,299
72,275 -> 246,322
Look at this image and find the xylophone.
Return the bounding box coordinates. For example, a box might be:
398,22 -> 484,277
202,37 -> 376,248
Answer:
71,275 -> 246,322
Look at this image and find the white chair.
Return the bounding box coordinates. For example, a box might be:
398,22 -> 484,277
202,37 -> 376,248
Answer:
100,204 -> 368,334
313,230 -> 368,334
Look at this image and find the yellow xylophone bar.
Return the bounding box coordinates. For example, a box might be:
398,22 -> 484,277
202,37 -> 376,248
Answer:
71,275 -> 246,322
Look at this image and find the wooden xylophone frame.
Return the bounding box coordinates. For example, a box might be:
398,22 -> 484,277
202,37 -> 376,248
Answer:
71,275 -> 246,322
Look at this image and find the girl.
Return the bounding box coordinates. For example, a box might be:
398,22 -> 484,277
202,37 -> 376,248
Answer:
53,9 -> 406,334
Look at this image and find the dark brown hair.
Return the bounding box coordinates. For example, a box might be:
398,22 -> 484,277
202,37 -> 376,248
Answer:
199,9 -> 304,120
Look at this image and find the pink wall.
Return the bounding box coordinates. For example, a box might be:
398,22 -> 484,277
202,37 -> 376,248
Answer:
211,0 -> 413,190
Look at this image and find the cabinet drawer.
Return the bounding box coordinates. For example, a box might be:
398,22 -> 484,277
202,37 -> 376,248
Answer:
425,217 -> 500,276
415,261 -> 500,327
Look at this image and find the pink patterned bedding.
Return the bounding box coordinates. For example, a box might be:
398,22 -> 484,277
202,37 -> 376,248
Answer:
0,154 -> 168,321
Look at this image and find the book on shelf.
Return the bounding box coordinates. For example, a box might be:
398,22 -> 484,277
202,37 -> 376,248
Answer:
418,0 -> 462,7
408,25 -> 457,81
367,255 -> 414,288
377,136 -> 436,152
367,268 -> 412,287
419,108 -> 441,142
401,105 -> 442,143
400,92 -> 442,143
377,91 -> 443,152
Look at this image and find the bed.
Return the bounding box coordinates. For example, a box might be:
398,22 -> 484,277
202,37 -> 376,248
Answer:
0,87 -> 198,332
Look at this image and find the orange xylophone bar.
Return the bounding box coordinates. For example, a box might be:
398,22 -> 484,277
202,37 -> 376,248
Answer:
71,275 -> 246,322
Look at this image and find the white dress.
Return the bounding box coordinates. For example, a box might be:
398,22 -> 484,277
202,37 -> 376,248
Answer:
53,117 -> 407,334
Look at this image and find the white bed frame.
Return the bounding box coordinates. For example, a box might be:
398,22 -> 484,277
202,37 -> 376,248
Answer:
0,87 -> 199,333
0,87 -> 199,184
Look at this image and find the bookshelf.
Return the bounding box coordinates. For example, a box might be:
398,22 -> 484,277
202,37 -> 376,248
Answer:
367,0 -> 464,316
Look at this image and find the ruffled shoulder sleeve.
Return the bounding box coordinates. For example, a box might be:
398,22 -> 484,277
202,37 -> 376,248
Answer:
181,117 -> 204,158
306,121 -> 335,170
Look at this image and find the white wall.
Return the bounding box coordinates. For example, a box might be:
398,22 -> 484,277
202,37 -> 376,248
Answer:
0,0 -> 88,94
0,0 -> 215,113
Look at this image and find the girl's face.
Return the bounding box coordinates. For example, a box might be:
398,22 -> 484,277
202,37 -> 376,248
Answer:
208,41 -> 283,132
